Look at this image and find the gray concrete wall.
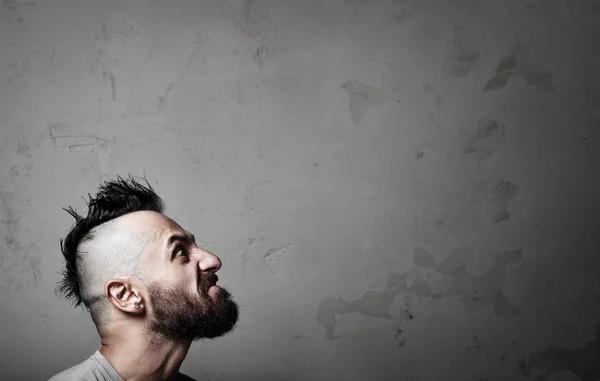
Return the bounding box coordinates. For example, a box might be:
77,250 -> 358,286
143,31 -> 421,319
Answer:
1,1 -> 598,380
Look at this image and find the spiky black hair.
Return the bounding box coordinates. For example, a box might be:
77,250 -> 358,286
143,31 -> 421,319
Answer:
56,175 -> 164,307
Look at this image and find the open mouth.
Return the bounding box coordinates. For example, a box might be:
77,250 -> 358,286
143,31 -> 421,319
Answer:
208,274 -> 218,288
201,274 -> 219,294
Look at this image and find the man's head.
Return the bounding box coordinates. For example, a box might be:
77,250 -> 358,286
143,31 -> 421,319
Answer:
57,176 -> 239,342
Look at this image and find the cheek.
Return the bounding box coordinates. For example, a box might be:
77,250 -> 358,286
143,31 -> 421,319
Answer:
162,266 -> 195,285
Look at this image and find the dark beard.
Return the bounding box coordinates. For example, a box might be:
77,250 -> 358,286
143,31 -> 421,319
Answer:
146,278 -> 239,342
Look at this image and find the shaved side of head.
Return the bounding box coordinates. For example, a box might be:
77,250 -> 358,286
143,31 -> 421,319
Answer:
77,216 -> 155,329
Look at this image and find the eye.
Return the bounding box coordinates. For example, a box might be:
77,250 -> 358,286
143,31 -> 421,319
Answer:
173,245 -> 187,258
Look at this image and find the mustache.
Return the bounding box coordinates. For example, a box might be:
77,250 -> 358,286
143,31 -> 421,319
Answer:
200,273 -> 219,291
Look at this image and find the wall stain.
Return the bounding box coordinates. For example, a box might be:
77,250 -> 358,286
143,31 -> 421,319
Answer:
466,335 -> 483,353
483,43 -> 555,92
456,118 -> 506,163
0,191 -> 20,255
0,189 -> 42,292
0,135 -> 38,292
235,0 -> 273,44
448,47 -> 482,78
99,6 -> 152,64
237,0 -> 259,37
8,164 -> 19,179
102,67 -> 116,101
316,272 -> 426,339
264,243 -> 293,260
390,0 -> 417,23
316,248 -> 522,339
395,327 -> 407,348
253,45 -> 268,68
392,10 -> 413,23
49,123 -> 109,155
263,242 -> 294,275
16,137 -> 33,158
520,321 -> 600,381
446,23 -> 482,78
341,79 -> 387,125
3,0 -> 17,11
414,248 -> 523,317
187,30 -> 205,69
155,82 -> 174,110
490,179 -> 519,224
30,255 -> 41,287
2,0 -> 36,12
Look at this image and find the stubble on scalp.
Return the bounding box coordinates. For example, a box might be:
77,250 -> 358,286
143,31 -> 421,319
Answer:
77,215 -> 157,327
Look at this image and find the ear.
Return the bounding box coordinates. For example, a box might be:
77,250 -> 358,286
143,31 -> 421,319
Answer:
105,277 -> 145,314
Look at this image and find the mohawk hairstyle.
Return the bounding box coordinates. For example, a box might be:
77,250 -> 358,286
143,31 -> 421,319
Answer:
56,175 -> 164,308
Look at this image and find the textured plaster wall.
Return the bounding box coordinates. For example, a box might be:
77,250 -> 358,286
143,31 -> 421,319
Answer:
0,1 -> 599,380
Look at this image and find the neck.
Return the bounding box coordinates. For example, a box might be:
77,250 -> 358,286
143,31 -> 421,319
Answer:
99,324 -> 192,381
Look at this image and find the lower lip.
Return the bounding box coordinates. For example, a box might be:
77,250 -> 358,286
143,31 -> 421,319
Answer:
208,285 -> 220,296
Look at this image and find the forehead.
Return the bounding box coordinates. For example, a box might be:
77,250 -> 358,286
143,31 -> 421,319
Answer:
117,211 -> 189,254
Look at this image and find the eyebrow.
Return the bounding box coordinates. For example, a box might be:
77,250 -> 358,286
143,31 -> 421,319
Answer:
166,232 -> 196,249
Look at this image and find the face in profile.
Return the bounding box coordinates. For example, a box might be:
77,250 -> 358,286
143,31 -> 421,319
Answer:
133,212 -> 239,341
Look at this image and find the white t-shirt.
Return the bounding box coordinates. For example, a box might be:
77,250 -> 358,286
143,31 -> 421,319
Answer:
47,351 -> 196,381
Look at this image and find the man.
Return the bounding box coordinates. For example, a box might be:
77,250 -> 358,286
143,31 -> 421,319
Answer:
48,176 -> 239,381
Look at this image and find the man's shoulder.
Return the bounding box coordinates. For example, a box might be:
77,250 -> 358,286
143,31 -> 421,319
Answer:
48,352 -> 197,381
47,365 -> 112,381
47,365 -> 97,381
47,358 -> 91,381
47,352 -> 122,381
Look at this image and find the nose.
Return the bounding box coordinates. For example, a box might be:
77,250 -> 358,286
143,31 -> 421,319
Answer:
194,247 -> 222,272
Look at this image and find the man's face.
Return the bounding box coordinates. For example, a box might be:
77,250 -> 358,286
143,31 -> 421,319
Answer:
128,211 -> 239,341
